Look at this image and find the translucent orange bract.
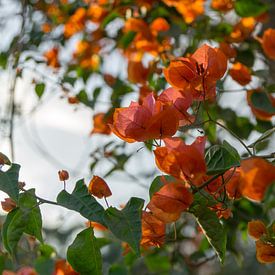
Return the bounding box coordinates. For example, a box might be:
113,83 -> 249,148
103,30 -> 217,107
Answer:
88,175 -> 112,199
154,136 -> 206,185
163,44 -> 227,101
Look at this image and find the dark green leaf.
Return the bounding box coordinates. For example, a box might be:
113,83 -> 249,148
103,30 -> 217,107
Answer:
57,179 -> 105,225
0,164 -> 20,202
189,196 -> 227,263
103,197 -> 144,255
35,83 -> 45,99
206,140 -> 240,174
108,264 -> 128,275
235,0 -> 268,17
19,189 -> 43,242
34,258 -> 55,275
119,31 -> 136,49
251,92 -> 275,114
67,228 -> 102,275
236,48 -> 254,67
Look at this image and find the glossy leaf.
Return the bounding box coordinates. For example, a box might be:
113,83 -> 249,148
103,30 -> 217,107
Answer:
206,140 -> 240,174
103,197 -> 144,255
189,194 -> 227,263
57,179 -> 106,225
0,163 -> 20,202
67,227 -> 102,275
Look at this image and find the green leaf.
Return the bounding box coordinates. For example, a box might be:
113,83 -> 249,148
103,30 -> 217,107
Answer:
103,197 -> 144,255
248,127 -> 275,148
145,254 -> 171,273
67,227 -> 102,275
119,31 -> 136,49
0,164 -> 20,202
19,189 -> 43,242
57,179 -> 105,225
0,52 -> 8,69
251,92 -> 275,114
34,258 -> 55,275
2,208 -> 20,254
108,264 -> 128,275
2,189 -> 43,254
206,140 -> 240,174
236,48 -> 254,67
235,0 -> 268,17
35,83 -> 45,99
189,196 -> 227,263
5,208 -> 27,253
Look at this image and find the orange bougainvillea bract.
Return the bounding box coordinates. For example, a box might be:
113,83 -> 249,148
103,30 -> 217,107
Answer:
154,136 -> 206,185
163,44 -> 227,101
88,175 -> 112,199
248,220 -> 267,240
147,182 -> 193,223
239,158 -> 275,202
141,211 -> 166,248
91,113 -> 112,135
261,28 -> 275,60
110,93 -> 180,142
229,62 -> 251,86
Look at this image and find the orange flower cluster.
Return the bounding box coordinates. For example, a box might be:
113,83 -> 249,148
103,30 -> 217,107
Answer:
248,220 -> 275,264
162,0 -> 205,24
164,44 -> 227,101
123,17 -> 171,61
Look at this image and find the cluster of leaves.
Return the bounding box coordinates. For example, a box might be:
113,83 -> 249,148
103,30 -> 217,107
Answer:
0,0 -> 275,274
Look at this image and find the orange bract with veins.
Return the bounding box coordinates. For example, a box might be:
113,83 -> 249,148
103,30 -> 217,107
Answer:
141,211 -> 166,248
88,176 -> 112,198
154,136 -> 206,185
164,44 -> 227,101
110,93 -> 180,142
148,182 -> 193,223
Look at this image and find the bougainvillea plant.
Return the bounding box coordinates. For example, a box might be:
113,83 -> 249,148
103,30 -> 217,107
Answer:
0,0 -> 275,274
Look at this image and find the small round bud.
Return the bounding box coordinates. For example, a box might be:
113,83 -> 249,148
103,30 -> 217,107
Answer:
58,170 -> 69,181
